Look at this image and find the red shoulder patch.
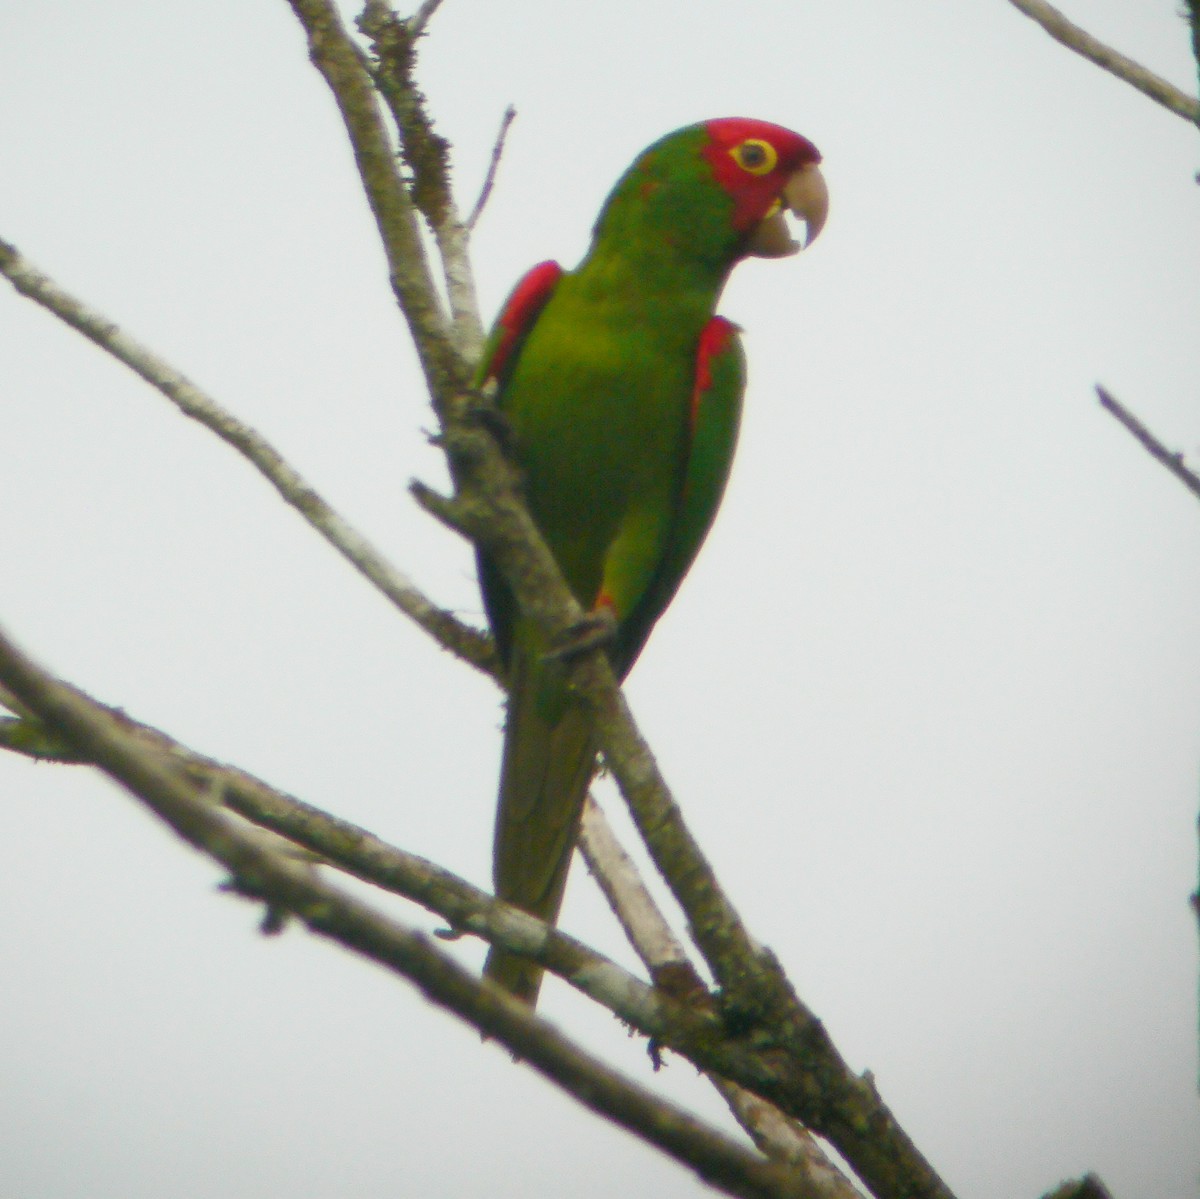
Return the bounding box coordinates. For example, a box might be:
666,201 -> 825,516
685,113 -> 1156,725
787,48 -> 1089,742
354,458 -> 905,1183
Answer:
481,260 -> 563,384
691,316 -> 739,430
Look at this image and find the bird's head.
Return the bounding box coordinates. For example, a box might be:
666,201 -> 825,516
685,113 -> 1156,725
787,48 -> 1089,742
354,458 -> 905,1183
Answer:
700,117 -> 827,256
590,118 -> 827,274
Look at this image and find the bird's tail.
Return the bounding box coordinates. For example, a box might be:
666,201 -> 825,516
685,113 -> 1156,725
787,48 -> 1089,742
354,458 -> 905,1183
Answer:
484,639 -> 597,1006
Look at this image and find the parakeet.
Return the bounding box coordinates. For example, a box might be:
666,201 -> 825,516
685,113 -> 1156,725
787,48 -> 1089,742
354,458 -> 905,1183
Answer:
476,118 -> 827,1005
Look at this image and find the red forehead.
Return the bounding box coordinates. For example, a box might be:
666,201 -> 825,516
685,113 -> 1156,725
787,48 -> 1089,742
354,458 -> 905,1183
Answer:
703,118 -> 821,171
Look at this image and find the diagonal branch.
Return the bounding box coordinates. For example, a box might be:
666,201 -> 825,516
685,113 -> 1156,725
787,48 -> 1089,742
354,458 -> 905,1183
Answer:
1004,0 -> 1200,124
276,6 -> 947,1195
407,0 -> 442,38
0,680 -> 685,1035
359,0 -> 484,361
580,799 -> 864,1199
0,629 -> 951,1198
287,0 -> 470,402
1097,385 -> 1200,503
413,459 -> 954,1199
0,666 -> 928,1189
0,624 -> 826,1199
0,237 -> 498,681
467,105 -> 517,231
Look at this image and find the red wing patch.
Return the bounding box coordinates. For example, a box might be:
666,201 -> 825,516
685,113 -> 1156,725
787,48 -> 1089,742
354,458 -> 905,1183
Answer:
481,260 -> 563,384
691,316 -> 739,431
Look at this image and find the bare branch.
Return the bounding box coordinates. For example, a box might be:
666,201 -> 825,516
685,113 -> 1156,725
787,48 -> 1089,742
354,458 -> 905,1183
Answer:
1,675 -> 690,1033
358,0 -> 484,360
3,636 -> 875,1199
468,105 -> 518,230
0,712 -> 87,762
0,238 -> 498,680
0,624 -> 837,1199
1097,385 -> 1200,502
407,0 -> 443,39
0,656 -> 954,1199
287,0 -> 469,401
387,257 -> 956,1199
580,800 -> 863,1199
47,8 -> 962,1194
1004,0 -> 1200,124
580,796 -> 699,985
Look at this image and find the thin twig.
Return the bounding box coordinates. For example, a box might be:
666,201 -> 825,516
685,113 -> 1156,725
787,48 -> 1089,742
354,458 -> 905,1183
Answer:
580,795 -> 698,985
0,238 -> 498,680
1004,0 -> 1200,124
407,0 -> 442,38
1097,385 -> 1200,502
0,624 -> 823,1199
468,105 -> 517,230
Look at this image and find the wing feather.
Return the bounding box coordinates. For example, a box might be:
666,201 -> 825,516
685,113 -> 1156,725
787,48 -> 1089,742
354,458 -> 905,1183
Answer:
613,317 -> 745,676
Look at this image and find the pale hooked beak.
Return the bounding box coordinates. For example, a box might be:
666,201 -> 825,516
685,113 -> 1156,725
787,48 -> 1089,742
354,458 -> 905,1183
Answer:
747,162 -> 829,258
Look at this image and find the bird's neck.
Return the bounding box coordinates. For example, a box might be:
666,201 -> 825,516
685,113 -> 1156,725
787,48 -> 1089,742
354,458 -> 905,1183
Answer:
572,237 -> 734,330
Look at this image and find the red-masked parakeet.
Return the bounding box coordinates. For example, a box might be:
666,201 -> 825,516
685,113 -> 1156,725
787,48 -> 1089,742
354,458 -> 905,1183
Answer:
476,118 -> 827,1005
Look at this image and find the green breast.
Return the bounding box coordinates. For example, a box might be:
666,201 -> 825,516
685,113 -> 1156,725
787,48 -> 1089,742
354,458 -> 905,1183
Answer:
500,269 -> 705,613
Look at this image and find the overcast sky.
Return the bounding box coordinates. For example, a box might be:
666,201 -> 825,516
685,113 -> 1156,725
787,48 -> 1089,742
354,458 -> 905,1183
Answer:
1,2 -> 1198,1197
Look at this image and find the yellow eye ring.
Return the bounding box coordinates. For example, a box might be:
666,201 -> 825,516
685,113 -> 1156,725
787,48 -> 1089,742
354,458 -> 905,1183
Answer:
731,138 -> 777,176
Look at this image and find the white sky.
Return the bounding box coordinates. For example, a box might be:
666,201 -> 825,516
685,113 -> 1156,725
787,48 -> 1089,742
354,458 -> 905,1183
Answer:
1,2 -> 1198,1197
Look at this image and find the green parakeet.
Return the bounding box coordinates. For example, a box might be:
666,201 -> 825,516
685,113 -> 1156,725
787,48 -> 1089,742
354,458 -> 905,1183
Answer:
476,118 -> 827,1005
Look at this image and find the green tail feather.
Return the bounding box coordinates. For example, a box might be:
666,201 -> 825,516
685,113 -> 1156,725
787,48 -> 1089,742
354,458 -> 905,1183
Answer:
484,637 -> 597,1006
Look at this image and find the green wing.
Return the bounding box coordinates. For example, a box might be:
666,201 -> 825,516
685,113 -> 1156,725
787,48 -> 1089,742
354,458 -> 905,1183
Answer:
613,316 -> 745,677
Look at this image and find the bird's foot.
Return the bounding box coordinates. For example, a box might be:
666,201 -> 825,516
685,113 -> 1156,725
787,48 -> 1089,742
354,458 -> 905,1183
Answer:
463,394 -> 516,455
544,607 -> 618,662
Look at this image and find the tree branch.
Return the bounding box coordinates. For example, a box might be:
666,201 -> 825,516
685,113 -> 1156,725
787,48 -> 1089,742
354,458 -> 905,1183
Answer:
580,796 -> 700,988
0,636 -> 956,1199
407,0 -> 442,39
468,104 -> 517,230
3,667 -> 868,1156
359,0 -> 484,361
0,623 -> 836,1199
1004,0 -> 1200,124
2,679 -> 656,1024
580,799 -> 864,1199
412,438 -> 955,1199
286,0 -> 469,403
0,238 -> 497,680
1097,385 -> 1200,503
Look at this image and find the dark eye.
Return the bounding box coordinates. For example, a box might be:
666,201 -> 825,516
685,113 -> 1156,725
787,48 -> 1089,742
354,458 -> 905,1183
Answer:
740,144 -> 766,168
731,138 -> 778,176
